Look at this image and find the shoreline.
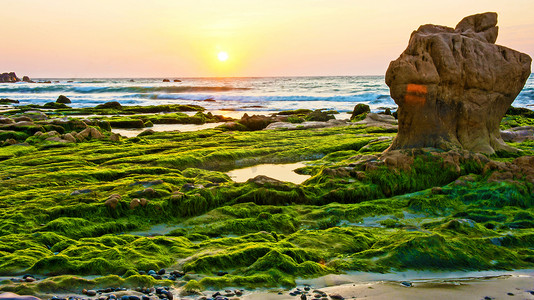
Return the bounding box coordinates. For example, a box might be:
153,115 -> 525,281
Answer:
3,272 -> 533,300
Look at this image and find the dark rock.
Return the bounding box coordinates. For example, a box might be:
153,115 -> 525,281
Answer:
95,101 -> 122,109
216,271 -> 228,276
138,129 -> 155,137
329,294 -> 344,300
400,281 -> 412,287
239,113 -> 274,130
247,175 -> 292,191
158,268 -> 165,275
44,102 -> 70,109
86,290 -> 97,297
385,12 -> 531,154
306,109 -> 335,122
300,294 -> 307,300
56,95 -> 72,104
173,79 -> 181,82
0,98 -> 19,104
22,76 -> 33,83
350,103 -> 370,120
163,79 -> 170,82
0,72 -> 20,83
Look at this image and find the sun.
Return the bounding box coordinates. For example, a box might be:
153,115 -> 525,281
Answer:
217,51 -> 229,62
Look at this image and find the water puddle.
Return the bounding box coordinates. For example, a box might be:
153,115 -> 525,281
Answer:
112,122 -> 224,137
227,162 -> 311,184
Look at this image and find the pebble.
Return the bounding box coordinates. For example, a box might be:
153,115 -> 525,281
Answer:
507,292 -> 514,296
300,294 -> 307,300
400,281 -> 413,287
148,270 -> 156,275
329,294 -> 344,300
158,268 -> 166,275
86,290 -> 97,297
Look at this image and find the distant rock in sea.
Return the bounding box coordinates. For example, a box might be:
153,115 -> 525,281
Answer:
0,72 -> 20,83
385,12 -> 531,154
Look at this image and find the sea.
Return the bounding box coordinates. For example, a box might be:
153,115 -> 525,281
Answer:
1,75 -> 533,115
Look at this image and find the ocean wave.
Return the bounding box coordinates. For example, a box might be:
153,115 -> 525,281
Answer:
0,85 -> 251,94
149,93 -> 394,103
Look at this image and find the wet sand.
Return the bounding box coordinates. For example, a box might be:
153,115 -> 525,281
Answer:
242,274 -> 534,300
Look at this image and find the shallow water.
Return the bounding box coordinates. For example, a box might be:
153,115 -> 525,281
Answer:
227,162 -> 311,184
111,122 -> 224,137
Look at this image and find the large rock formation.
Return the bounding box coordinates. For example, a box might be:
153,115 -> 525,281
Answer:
385,12 -> 531,154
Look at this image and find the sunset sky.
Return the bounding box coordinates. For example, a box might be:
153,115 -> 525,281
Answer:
2,0 -> 533,77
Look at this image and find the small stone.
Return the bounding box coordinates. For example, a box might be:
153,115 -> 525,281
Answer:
400,281 -> 412,287
329,294 -> 344,300
506,292 -> 514,296
86,290 -> 97,297
300,294 -> 307,300
158,268 -> 165,275
216,271 -> 228,276
148,270 -> 156,275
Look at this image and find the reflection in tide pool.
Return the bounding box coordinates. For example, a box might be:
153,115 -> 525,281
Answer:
227,162 -> 310,184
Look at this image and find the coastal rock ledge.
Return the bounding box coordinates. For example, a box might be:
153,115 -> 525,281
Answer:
385,12 -> 531,154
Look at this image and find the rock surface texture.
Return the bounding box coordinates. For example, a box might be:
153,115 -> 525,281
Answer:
385,12 -> 531,154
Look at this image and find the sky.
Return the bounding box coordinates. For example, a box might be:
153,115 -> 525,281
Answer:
1,0 -> 533,77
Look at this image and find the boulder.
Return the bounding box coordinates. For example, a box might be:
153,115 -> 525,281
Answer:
239,114 -> 274,130
385,12 -> 531,154
95,101 -> 122,109
22,76 -> 33,83
350,103 -> 370,120
56,95 -> 71,104
0,98 -> 19,104
0,72 -> 20,83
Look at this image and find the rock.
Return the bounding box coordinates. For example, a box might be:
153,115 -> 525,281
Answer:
239,113 -> 274,130
400,281 -> 413,287
355,113 -> 398,131
130,198 -> 141,209
95,101 -> 122,109
148,270 -> 156,275
0,292 -> 41,300
56,95 -> 71,104
138,129 -> 155,137
500,126 -> 534,143
0,72 -> 20,83
22,76 -> 33,83
0,117 -> 14,124
350,103 -> 370,120
139,198 -> 149,206
110,133 -> 121,142
247,175 -> 292,190
329,294 -> 344,300
0,98 -> 19,104
173,79 -> 181,82
86,290 -> 97,297
158,268 -> 166,275
78,127 -> 104,140
265,119 -> 348,131
385,12 -> 531,154
306,109 -> 335,121
163,79 -> 170,82
63,133 -> 76,143
105,194 -> 121,209
13,116 -> 32,122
